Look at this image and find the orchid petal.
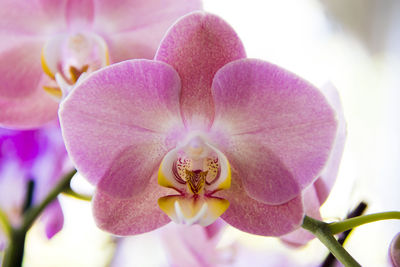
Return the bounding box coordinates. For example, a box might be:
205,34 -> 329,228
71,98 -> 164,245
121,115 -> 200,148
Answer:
40,200 -> 64,239
155,12 -> 246,129
204,218 -> 226,240
0,39 -> 45,99
97,142 -> 167,199
161,222 -> 224,267
97,0 -> 202,63
92,174 -> 171,235
280,186 -> 321,246
59,60 -> 184,193
313,83 -> 346,204
212,59 -> 337,204
219,170 -> 304,236
103,32 -> 159,63
0,88 -> 59,129
280,84 -> 346,246
0,0 -> 65,35
66,0 -> 94,31
93,0 -> 202,35
226,135 -> 301,205
0,41 -> 59,128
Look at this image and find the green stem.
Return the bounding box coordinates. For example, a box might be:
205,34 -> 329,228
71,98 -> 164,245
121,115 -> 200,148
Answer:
0,208 -> 12,239
328,211 -> 400,235
302,216 -> 361,267
322,201 -> 368,267
62,187 -> 92,201
22,169 -> 77,231
2,229 -> 26,267
2,169 -> 77,267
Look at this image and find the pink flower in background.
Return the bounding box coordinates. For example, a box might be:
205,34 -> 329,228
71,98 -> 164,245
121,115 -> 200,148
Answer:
161,220 -> 232,267
0,122 -> 69,249
161,220 -> 304,267
281,83 -> 346,246
60,12 -> 338,236
111,220 -> 310,267
390,233 -> 400,267
0,0 -> 201,129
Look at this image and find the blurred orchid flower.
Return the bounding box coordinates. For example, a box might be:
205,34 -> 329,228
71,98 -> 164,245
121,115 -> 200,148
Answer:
112,221 -> 311,267
0,122 -> 69,249
161,220 -> 302,267
281,83 -> 346,246
0,0 -> 201,129
60,12 -> 338,236
391,232 -> 400,267
109,221 -> 248,267
161,220 -> 232,267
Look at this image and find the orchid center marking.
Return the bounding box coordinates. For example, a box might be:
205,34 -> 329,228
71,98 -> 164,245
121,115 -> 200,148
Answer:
41,32 -> 109,99
158,136 -> 231,226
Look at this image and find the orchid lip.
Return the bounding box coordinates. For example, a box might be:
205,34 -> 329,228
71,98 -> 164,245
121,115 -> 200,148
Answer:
41,32 -> 109,99
175,200 -> 208,225
158,135 -> 231,226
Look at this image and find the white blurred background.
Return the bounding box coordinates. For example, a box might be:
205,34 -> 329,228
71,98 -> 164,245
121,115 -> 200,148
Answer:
22,0 -> 400,266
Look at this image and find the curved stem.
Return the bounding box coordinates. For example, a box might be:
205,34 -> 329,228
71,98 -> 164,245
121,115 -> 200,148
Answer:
322,201 -> 368,267
2,229 -> 26,267
0,208 -> 12,239
2,169 -> 77,267
328,211 -> 400,235
62,187 -> 92,201
302,216 -> 361,267
22,169 -> 77,231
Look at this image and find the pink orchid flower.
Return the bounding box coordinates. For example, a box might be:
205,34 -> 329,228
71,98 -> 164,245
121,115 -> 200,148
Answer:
59,12 -> 338,236
281,83 -> 346,246
0,122 -> 69,249
0,0 -> 201,129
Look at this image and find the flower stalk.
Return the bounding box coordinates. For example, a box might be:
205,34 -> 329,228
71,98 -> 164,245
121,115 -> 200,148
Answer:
2,228 -> 26,267
2,169 -> 76,267
62,186 -> 92,202
328,211 -> 400,235
303,210 -> 400,267
302,216 -> 361,267
22,169 -> 77,231
0,208 -> 12,239
321,201 -> 367,267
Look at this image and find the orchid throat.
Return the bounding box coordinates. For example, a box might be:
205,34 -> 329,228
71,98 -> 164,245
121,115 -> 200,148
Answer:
41,32 -> 109,99
158,135 -> 231,226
